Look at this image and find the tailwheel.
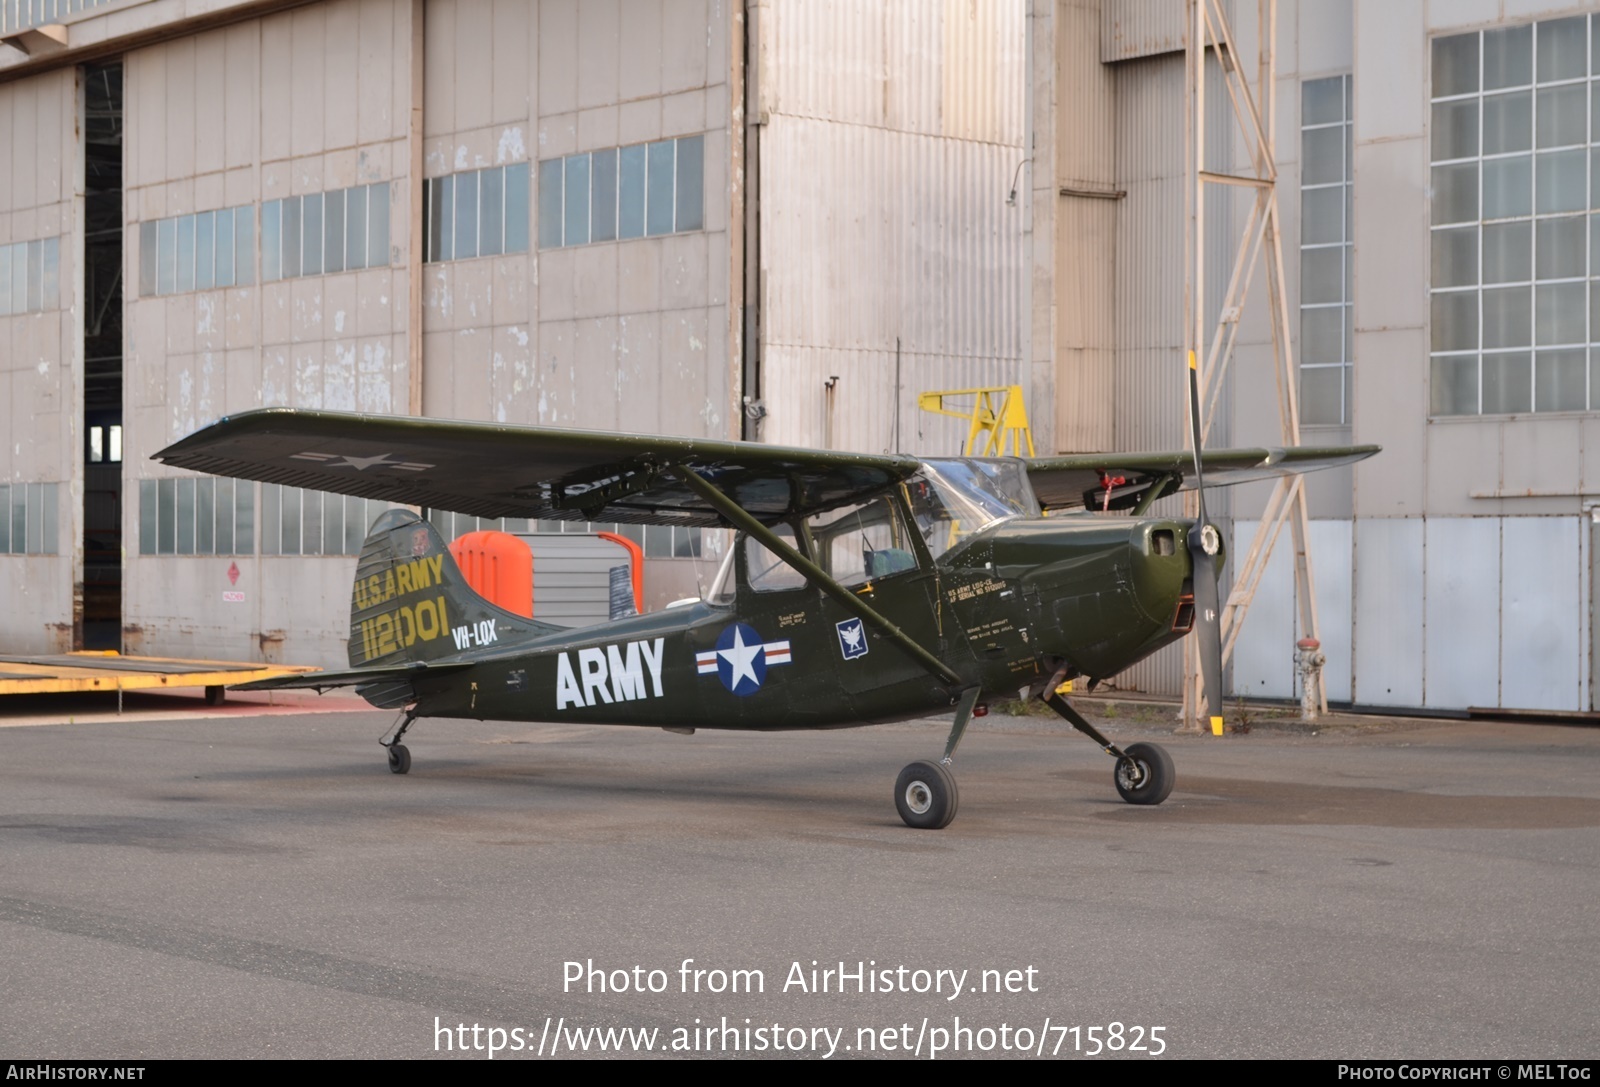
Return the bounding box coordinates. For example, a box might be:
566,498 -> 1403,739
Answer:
895,760 -> 959,829
381,708 -> 419,775
1113,742 -> 1174,805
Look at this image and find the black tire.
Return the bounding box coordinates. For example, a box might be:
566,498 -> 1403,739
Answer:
894,760 -> 959,829
1113,742 -> 1174,805
388,744 -> 412,775
204,685 -> 225,706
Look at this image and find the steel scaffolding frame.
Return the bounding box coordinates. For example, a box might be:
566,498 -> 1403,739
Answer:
1181,0 -> 1326,730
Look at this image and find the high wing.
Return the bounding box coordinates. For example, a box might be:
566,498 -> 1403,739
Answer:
154,408 -> 923,527
1025,444 -> 1381,513
155,408 -> 1379,525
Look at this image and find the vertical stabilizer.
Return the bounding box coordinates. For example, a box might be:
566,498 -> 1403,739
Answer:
348,509 -> 553,667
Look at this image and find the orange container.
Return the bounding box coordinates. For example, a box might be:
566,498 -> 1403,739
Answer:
597,531 -> 644,612
448,530 -> 534,617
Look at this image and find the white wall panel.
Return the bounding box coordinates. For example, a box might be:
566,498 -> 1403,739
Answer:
1307,518 -> 1355,703
1221,519 -> 1352,703
1424,517 -> 1500,710
1354,517 -> 1423,706
1352,0 -> 1423,141
1229,519 -> 1296,699
1501,517 -> 1583,712
1297,0 -> 1353,76
1592,515 -> 1600,713
0,67 -> 80,655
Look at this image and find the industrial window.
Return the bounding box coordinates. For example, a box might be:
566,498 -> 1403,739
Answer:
137,207 -> 254,298
1,1 -> 118,35
0,482 -> 59,555
422,164 -> 531,262
138,478 -> 255,555
538,135 -> 705,248
429,510 -> 716,560
1429,16 -> 1600,415
262,183 -> 391,282
0,237 -> 61,314
1300,75 -> 1352,425
87,425 -> 123,463
259,484 -> 395,555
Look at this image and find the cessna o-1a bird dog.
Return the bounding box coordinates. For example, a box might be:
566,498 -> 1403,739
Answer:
155,404 -> 1376,829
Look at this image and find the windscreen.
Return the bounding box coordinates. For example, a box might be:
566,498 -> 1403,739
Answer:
909,459 -> 1039,560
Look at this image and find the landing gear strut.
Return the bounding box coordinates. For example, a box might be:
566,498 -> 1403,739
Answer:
894,688 -> 980,829
1042,682 -> 1175,806
381,708 -> 419,775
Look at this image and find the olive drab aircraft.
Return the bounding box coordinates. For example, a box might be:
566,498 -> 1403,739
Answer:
154,405 -> 1377,829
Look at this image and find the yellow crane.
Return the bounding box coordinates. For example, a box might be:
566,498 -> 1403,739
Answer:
916,384 -> 1036,457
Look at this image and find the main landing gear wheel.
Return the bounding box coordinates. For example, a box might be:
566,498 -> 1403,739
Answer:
1113,742 -> 1174,805
895,760 -> 959,829
387,744 -> 412,775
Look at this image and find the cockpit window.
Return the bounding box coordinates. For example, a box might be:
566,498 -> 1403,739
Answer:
744,523 -> 808,593
806,494 -> 919,588
909,458 -> 1040,560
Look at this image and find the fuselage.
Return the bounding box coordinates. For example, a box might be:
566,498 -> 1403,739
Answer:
407,512 -> 1204,730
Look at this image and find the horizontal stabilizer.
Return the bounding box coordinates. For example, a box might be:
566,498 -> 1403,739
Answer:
230,660 -> 473,693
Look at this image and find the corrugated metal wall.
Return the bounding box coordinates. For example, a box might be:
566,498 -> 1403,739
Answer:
1105,49 -> 1235,696
1101,0 -> 1185,63
756,0 -> 1026,456
764,0 -> 1023,143
1050,0 -> 1118,454
1109,50 -> 1233,456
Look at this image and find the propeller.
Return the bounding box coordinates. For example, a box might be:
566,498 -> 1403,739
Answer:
1186,349 -> 1225,737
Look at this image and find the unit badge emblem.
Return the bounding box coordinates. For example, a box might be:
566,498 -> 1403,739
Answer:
836,617 -> 869,660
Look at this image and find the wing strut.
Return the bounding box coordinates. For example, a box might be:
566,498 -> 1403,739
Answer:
671,465 -> 964,688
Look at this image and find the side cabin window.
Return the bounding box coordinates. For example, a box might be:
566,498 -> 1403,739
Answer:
805,493 -> 919,589
743,522 -> 808,593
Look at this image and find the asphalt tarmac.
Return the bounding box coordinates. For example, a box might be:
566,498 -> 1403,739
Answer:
2,691 -> 1597,1060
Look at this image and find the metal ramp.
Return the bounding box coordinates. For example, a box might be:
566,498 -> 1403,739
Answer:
0,651 -> 317,706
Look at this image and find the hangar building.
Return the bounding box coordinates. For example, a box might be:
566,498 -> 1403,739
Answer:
0,0 -> 1025,665
4,0 -> 1597,717
1028,1 -> 1600,714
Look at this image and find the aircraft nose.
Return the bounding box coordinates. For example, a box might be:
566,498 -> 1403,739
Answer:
1129,520 -> 1209,632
